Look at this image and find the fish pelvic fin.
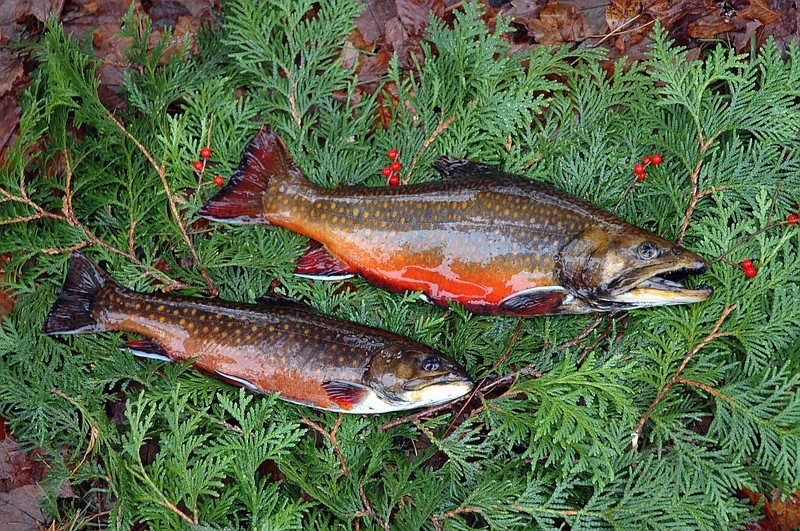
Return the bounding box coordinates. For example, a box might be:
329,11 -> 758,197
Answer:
198,126 -> 306,224
43,252 -> 117,335
293,241 -> 356,280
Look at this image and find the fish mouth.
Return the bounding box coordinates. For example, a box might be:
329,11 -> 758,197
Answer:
603,263 -> 713,308
401,375 -> 474,406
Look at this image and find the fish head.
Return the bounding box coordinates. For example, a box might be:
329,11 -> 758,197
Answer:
364,342 -> 473,409
559,226 -> 713,310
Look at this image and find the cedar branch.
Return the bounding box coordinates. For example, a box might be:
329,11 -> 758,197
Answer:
300,416 -> 349,476
630,304 -> 736,449
107,113 -> 218,295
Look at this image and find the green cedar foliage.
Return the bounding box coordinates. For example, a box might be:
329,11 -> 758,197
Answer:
1,0 -> 799,528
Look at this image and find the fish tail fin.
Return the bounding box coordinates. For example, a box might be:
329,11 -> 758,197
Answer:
197,126 -> 305,224
42,252 -> 116,335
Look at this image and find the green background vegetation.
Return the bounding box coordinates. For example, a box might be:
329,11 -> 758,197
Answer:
1,1 -> 800,528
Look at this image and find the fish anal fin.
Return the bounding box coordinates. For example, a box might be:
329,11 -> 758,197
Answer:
321,381 -> 368,410
215,370 -> 263,393
294,242 -> 355,280
121,339 -> 171,362
498,287 -> 567,315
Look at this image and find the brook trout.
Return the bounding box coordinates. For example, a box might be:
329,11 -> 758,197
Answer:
198,127 -> 713,315
43,253 -> 473,413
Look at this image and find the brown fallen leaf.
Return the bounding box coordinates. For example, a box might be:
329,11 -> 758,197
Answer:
686,13 -> 737,39
737,0 -> 782,26
357,0 -> 398,43
741,486 -> 800,531
0,484 -> 48,531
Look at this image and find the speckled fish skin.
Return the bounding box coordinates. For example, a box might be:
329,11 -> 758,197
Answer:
42,253 -> 473,413
198,127 -> 712,315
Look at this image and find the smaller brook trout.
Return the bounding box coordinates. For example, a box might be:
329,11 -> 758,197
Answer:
198,127 -> 713,315
43,253 -> 473,413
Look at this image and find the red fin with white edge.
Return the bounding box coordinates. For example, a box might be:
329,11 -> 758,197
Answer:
215,370 -> 263,393
498,287 -> 568,315
121,339 -> 171,362
294,242 -> 355,280
198,126 -> 298,224
322,381 -> 368,410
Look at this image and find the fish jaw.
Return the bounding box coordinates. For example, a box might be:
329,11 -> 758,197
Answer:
595,256 -> 713,310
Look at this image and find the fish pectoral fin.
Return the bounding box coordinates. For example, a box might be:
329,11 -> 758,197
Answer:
215,370 -> 263,393
498,287 -> 568,315
121,339 -> 171,362
294,242 -> 356,280
321,381 -> 369,410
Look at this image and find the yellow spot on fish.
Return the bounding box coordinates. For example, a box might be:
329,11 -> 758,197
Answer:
191,309 -> 197,315
338,356 -> 344,363
157,305 -> 164,311
179,318 -> 186,325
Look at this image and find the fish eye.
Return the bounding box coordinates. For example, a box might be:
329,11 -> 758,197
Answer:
637,241 -> 658,261
420,356 -> 440,372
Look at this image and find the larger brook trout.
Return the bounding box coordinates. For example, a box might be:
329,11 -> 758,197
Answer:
43,253 -> 473,413
199,127 -> 713,316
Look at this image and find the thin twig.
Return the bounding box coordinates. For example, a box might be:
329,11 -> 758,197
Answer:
674,378 -> 734,404
590,15 -> 643,48
767,182 -> 782,225
613,177 -> 639,212
630,304 -> 736,449
430,506 -> 483,530
108,113 -> 218,295
405,97 -> 478,183
710,219 -> 792,265
300,416 -> 349,476
358,484 -> 391,531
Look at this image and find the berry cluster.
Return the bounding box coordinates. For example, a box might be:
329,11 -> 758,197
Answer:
633,153 -> 662,181
192,147 -> 224,186
382,149 -> 401,186
740,259 -> 757,278
787,210 -> 800,224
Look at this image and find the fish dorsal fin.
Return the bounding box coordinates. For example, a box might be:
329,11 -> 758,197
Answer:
255,292 -> 310,309
498,287 -> 568,315
121,339 -> 171,362
321,381 -> 369,410
294,241 -> 356,280
432,157 -> 497,180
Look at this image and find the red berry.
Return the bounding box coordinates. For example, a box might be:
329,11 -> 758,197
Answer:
744,267 -> 757,278
741,260 -> 752,269
213,176 -> 224,186
391,161 -> 401,172
193,160 -> 204,171
651,154 -> 662,165
200,147 -> 212,159
388,149 -> 398,160
789,214 -> 798,225
389,175 -> 399,186
382,167 -> 392,177
634,164 -> 645,174
637,173 -> 646,181
643,156 -> 651,165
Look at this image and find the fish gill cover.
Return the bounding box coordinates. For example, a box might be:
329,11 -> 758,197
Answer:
1,0 -> 800,529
